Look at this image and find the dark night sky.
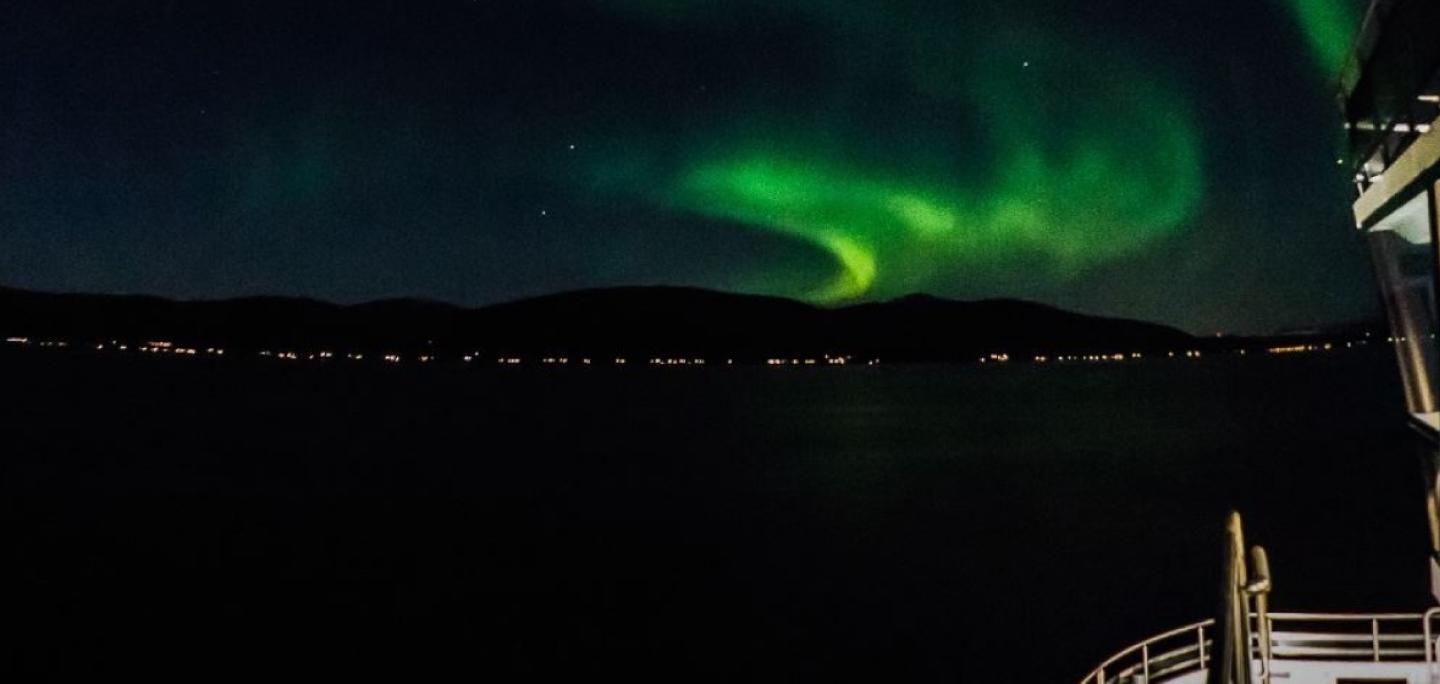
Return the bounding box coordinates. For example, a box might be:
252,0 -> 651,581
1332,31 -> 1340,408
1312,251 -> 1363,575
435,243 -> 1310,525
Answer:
1,1 -> 1373,334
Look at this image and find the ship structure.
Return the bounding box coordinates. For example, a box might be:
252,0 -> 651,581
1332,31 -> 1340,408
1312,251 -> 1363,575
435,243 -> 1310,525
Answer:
1079,1 -> 1440,682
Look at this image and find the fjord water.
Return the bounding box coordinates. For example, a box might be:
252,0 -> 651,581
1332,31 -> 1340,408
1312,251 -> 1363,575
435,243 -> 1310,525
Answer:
1,349 -> 1427,682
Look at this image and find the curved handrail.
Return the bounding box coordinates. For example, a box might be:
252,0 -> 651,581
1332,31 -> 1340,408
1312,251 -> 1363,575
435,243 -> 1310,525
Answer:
1079,612 -> 1431,684
1080,619 -> 1214,684
1423,606 -> 1440,667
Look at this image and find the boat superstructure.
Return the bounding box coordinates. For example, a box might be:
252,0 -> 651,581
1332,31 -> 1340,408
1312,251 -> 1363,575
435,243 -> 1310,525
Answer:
1079,1 -> 1440,682
1080,610 -> 1440,684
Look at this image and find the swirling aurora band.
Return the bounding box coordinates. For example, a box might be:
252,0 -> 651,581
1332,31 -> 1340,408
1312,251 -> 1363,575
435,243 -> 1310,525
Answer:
592,1 -> 1204,303
0,0 -> 1374,332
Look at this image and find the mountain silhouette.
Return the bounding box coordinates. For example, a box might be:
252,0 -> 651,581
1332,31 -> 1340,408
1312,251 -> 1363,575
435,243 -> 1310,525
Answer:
0,285 -> 1194,361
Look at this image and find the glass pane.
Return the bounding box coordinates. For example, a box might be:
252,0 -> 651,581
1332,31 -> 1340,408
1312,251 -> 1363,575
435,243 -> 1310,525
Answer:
1368,190 -> 1439,425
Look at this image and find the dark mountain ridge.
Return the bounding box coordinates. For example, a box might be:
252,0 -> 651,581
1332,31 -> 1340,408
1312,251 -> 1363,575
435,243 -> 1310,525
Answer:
0,285 -> 1194,361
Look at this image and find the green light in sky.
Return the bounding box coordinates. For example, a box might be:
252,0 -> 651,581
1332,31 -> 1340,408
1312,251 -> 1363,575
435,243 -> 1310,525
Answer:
589,1 -> 1206,303
671,121 -> 1202,304
1286,0 -> 1360,76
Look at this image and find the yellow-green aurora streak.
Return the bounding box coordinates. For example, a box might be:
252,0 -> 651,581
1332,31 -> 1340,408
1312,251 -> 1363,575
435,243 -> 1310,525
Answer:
595,1 -> 1206,303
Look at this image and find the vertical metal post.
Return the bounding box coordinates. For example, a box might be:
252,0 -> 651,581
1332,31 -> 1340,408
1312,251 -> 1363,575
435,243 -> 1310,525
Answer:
1263,615 -> 1274,683
1248,546 -> 1273,684
1209,512 -> 1253,684
1372,618 -> 1381,661
1232,514 -> 1253,684
1198,625 -> 1206,668
1143,643 -> 1151,681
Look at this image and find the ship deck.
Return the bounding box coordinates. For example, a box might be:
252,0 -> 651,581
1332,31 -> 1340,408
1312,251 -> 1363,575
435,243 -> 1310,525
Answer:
1080,611 -> 1440,683
1162,661 -> 1430,683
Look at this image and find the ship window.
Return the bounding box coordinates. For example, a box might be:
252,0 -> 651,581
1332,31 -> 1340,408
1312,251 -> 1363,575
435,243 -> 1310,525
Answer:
1367,190 -> 1439,428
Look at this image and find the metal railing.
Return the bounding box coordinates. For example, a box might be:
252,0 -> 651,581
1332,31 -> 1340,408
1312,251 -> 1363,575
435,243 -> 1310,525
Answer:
1079,612 -> 1431,684
1267,612 -> 1426,661
1080,619 -> 1213,684
1423,606 -> 1440,664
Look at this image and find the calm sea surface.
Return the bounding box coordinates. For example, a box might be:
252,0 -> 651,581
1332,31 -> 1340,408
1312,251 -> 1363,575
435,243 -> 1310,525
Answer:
1,349 -> 1427,681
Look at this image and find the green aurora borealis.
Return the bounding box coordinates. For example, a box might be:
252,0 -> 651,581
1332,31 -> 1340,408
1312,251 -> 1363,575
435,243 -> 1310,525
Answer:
579,0 -> 1340,304
1288,0 -> 1362,74
2,0 -> 1377,332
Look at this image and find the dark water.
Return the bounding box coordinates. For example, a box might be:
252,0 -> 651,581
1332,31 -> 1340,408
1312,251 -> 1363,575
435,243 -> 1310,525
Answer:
1,349 -> 1429,682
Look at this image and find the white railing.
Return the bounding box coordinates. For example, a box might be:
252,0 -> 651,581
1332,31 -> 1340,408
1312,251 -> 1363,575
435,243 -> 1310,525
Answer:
1080,619 -> 1214,684
1424,606 -> 1440,663
1079,612 -> 1432,684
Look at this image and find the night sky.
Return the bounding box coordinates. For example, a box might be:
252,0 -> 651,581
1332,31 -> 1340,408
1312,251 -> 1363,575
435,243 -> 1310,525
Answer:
2,1 -> 1372,333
